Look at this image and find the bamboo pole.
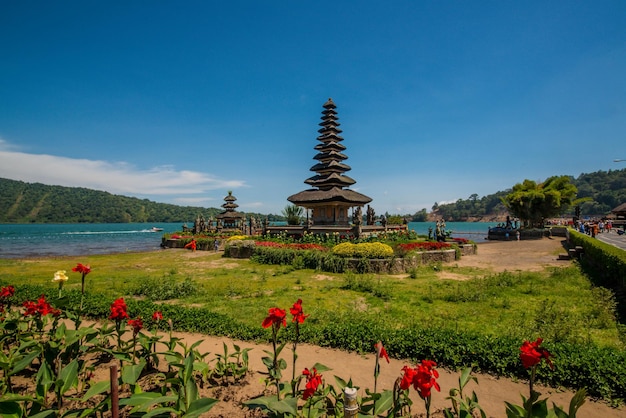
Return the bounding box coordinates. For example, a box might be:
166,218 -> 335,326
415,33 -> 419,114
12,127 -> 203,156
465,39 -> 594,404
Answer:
343,387 -> 358,417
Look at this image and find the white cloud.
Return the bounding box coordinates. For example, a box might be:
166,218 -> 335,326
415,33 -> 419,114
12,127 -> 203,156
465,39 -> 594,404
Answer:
0,150 -> 246,197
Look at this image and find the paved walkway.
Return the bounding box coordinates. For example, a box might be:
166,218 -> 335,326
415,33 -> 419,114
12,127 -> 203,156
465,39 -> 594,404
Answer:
596,230 -> 626,250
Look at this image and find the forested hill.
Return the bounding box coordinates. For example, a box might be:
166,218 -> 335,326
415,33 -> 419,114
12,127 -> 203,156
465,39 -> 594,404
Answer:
0,178 -> 277,223
429,168 -> 626,222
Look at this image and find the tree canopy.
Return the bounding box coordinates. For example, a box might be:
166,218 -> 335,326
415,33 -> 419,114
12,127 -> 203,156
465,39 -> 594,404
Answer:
502,175 -> 579,227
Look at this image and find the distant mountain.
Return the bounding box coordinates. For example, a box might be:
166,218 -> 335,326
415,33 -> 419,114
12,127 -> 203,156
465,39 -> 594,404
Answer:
0,178 -> 280,223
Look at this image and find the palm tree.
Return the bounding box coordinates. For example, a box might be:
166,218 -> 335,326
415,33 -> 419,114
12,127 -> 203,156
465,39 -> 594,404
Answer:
282,204 -> 303,225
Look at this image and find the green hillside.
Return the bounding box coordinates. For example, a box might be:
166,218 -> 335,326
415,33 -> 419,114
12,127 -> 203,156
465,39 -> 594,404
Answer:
426,168 -> 626,222
0,178 -> 278,223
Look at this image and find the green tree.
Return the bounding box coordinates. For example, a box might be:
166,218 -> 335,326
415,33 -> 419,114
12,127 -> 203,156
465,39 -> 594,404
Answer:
281,204 -> 303,225
502,176 -> 579,228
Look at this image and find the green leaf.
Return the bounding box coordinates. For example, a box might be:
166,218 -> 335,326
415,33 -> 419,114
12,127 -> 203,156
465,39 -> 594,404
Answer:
183,397 -> 219,418
568,389 -> 586,416
373,390 -> 393,416
121,360 -> 146,385
27,411 -> 57,418
59,359 -> 80,395
81,380 -> 111,402
0,401 -> 22,418
310,362 -> 332,373
10,349 -> 40,376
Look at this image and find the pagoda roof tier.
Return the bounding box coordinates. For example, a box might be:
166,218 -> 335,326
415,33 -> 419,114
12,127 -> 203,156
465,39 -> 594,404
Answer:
316,132 -> 344,141
216,211 -> 245,219
288,187 -> 372,206
314,141 -> 346,151
310,161 -> 351,173
322,98 -> 337,108
305,173 -> 356,188
313,151 -> 348,161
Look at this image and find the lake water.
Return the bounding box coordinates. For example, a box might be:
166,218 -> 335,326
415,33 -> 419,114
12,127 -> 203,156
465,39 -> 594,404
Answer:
0,221 -> 499,259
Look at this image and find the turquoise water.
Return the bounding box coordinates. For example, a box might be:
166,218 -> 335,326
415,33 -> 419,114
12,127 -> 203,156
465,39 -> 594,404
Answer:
408,221 -> 499,241
0,223 -> 182,258
0,221 -> 498,258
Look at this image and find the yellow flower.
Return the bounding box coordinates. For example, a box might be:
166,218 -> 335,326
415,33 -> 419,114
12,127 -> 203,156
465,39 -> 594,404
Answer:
52,270 -> 68,283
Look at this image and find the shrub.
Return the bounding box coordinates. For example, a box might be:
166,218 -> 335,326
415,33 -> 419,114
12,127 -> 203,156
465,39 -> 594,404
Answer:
331,242 -> 394,259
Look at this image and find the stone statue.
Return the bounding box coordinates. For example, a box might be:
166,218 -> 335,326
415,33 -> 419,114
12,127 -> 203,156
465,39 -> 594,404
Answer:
353,206 -> 362,226
366,205 -> 376,225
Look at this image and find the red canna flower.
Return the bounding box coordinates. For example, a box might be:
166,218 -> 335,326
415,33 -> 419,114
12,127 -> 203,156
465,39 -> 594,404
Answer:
109,298 -> 129,321
399,360 -> 440,399
262,307 -> 287,329
414,360 -> 440,399
23,295 -> 60,317
375,341 -> 390,363
23,300 -> 38,316
152,311 -> 163,322
0,285 -> 15,299
128,317 -> 143,335
520,338 -> 553,369
400,365 -> 417,390
290,299 -> 309,324
72,263 -> 91,275
302,367 -> 323,400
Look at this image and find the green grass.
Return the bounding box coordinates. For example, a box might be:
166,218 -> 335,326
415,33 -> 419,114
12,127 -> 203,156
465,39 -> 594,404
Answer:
1,249 -> 622,349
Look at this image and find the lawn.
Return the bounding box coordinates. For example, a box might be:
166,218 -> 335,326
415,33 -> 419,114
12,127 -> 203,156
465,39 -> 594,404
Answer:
1,249 -> 621,349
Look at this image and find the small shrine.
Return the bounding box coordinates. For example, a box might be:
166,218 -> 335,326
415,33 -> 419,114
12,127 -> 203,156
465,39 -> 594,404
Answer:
216,191 -> 246,231
287,98 -> 372,226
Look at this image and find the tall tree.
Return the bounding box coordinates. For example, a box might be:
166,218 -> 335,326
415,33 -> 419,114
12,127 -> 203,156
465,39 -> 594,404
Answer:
502,175 -> 579,228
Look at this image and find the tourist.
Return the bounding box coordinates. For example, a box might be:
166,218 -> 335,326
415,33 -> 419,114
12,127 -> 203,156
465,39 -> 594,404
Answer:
184,239 -> 197,252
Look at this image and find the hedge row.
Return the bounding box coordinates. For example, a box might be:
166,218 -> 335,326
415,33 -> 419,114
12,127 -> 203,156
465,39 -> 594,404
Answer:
6,284 -> 626,403
568,229 -> 626,317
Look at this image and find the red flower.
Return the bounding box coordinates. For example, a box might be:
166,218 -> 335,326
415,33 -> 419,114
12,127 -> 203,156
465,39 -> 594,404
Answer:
302,367 -> 323,400
109,298 -> 129,321
152,311 -> 163,322
262,307 -> 286,329
414,360 -> 440,399
520,338 -> 553,369
400,365 -> 417,390
0,285 -> 15,299
72,263 -> 91,275
290,299 -> 309,324
23,295 -> 60,317
375,341 -> 390,363
128,317 -> 143,335
399,360 -> 440,399
23,300 -> 38,316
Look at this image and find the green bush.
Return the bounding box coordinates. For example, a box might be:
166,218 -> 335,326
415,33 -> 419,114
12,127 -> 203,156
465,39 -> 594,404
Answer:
331,242 -> 394,258
568,229 -> 626,317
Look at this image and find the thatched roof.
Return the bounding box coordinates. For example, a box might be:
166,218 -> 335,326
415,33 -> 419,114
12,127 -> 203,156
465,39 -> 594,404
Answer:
611,202 -> 626,214
288,187 -> 372,205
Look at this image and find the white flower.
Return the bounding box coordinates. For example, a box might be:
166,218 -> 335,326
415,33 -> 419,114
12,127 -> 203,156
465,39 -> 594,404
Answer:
52,270 -> 68,283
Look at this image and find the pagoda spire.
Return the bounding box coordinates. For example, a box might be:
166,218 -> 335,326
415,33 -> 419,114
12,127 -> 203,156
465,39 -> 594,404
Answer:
287,98 -> 372,226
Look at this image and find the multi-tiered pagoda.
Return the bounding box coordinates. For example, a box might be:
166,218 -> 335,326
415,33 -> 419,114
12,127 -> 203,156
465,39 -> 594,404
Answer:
216,191 -> 245,230
288,98 -> 372,226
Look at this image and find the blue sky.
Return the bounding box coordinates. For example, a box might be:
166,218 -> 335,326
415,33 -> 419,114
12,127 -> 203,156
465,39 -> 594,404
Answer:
1,1 -> 625,216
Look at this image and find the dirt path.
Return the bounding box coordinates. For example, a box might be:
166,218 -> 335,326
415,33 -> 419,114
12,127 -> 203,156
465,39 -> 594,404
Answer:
452,236 -> 571,272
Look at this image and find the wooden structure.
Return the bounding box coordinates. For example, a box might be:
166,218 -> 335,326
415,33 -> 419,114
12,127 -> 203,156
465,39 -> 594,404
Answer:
611,202 -> 626,228
287,98 -> 372,226
216,191 -> 245,231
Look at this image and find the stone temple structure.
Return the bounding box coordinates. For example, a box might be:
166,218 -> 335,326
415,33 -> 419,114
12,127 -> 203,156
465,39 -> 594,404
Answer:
288,98 -> 372,226
216,191 -> 246,230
